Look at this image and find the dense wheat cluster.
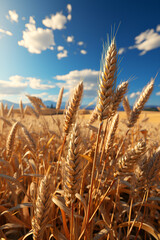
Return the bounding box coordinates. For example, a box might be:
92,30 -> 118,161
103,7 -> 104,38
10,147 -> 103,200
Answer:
0,37 -> 160,240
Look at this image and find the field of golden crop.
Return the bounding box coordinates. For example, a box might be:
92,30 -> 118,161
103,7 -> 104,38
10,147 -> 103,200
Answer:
0,37 -> 160,240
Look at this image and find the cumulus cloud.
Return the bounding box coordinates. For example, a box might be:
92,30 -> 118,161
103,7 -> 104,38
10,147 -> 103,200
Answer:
118,48 -> 125,55
57,50 -> 68,59
6,10 -> 19,23
0,28 -> 13,37
54,69 -> 99,97
0,75 -> 27,95
42,12 -> 67,30
80,49 -> 87,55
129,25 -> 160,55
26,77 -> 55,90
129,91 -> 141,98
18,16 -> 55,54
66,4 -> 72,21
67,4 -> 72,13
156,92 -> 160,96
57,45 -> 64,51
77,41 -> 84,46
66,35 -> 74,42
0,74 -> 55,98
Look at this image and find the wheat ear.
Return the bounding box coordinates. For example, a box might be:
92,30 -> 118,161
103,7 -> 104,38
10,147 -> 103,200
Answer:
32,174 -> 52,240
7,104 -> 14,118
111,81 -> 128,116
19,123 -> 36,150
19,99 -> 24,118
105,113 -> 119,156
118,140 -> 146,174
97,38 -> 117,121
63,123 -> 82,207
6,122 -> 20,158
140,147 -> 160,187
26,105 -> 39,118
88,107 -> 98,125
63,81 -> 83,135
128,79 -> 154,127
123,96 -> 131,119
56,87 -> 64,111
0,102 -> 4,117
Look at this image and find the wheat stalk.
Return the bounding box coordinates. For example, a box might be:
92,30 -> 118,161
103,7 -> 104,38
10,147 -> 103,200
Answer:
118,140 -> 146,174
56,87 -> 64,111
19,99 -> 24,118
63,123 -> 82,207
6,121 -> 20,158
128,79 -> 154,127
7,104 -> 14,118
63,81 -> 83,135
110,81 -> 128,116
123,96 -> 131,119
97,38 -> 117,121
105,113 -> 119,156
32,174 -> 52,240
88,107 -> 98,125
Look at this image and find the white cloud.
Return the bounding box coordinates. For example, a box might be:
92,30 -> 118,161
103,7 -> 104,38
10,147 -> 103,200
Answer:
0,75 -> 27,95
66,4 -> 72,21
67,35 -> 74,42
18,16 -> 55,54
54,69 -> 99,97
67,14 -> 72,21
129,25 -> 160,55
0,28 -> 13,37
57,50 -> 68,59
129,91 -> 141,98
80,49 -> 87,55
67,4 -> 72,13
57,45 -> 64,51
22,17 -> 26,21
118,48 -> 125,55
156,25 -> 160,32
42,12 -> 67,30
26,77 -> 55,90
6,10 -> 19,23
77,41 -> 84,46
156,92 -> 160,96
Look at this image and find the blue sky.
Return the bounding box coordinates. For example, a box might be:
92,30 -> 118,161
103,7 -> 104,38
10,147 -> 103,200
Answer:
0,0 -> 160,106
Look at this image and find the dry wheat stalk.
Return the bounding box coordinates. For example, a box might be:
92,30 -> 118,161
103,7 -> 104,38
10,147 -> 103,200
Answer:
26,105 -> 39,118
63,123 -> 83,207
6,121 -> 20,158
128,79 -> 154,127
19,99 -> 24,118
19,123 -> 36,150
118,140 -> 146,173
0,102 -> 4,117
32,174 -> 52,240
63,81 -> 83,135
110,81 -> 128,116
0,117 -> 12,126
7,104 -> 14,118
88,107 -> 98,125
140,147 -> 160,187
97,38 -> 117,121
105,113 -> 119,156
123,96 -> 131,119
26,95 -> 43,114
56,87 -> 64,111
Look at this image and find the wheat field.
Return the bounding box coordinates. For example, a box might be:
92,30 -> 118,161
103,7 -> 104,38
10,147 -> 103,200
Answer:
0,37 -> 160,240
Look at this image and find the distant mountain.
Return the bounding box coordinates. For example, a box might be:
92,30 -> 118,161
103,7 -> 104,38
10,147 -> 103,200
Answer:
0,99 -> 159,111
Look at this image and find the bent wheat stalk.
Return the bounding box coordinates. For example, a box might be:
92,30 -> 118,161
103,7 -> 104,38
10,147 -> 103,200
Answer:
128,79 -> 154,127
63,81 -> 83,135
